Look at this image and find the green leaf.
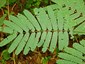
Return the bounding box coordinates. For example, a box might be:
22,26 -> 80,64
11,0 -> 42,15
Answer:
9,15 -> 28,32
58,53 -> 82,64
64,47 -> 83,59
74,22 -> 85,35
23,10 -> 41,30
42,32 -> 52,52
0,26 -> 13,34
73,43 -> 85,54
23,33 -> 35,55
57,40 -> 85,64
0,14 -> 6,26
17,13 -> 35,31
49,32 -> 57,52
57,60 -> 77,64
0,0 -> 6,8
1,50 -> 10,60
15,33 -> 29,55
37,32 -> 47,47
0,32 -> 17,47
31,32 -> 41,51
4,20 -> 23,33
46,6 -> 58,30
34,8 -> 46,30
8,34 -> 23,53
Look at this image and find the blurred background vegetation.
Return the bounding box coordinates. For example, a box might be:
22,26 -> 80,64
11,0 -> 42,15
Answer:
0,0 -> 52,14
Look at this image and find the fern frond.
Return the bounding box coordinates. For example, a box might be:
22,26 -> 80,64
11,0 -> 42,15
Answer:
0,0 -> 85,55
57,40 -> 85,64
0,7 -> 65,55
52,0 -> 85,36
0,32 -> 17,46
73,22 -> 85,35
